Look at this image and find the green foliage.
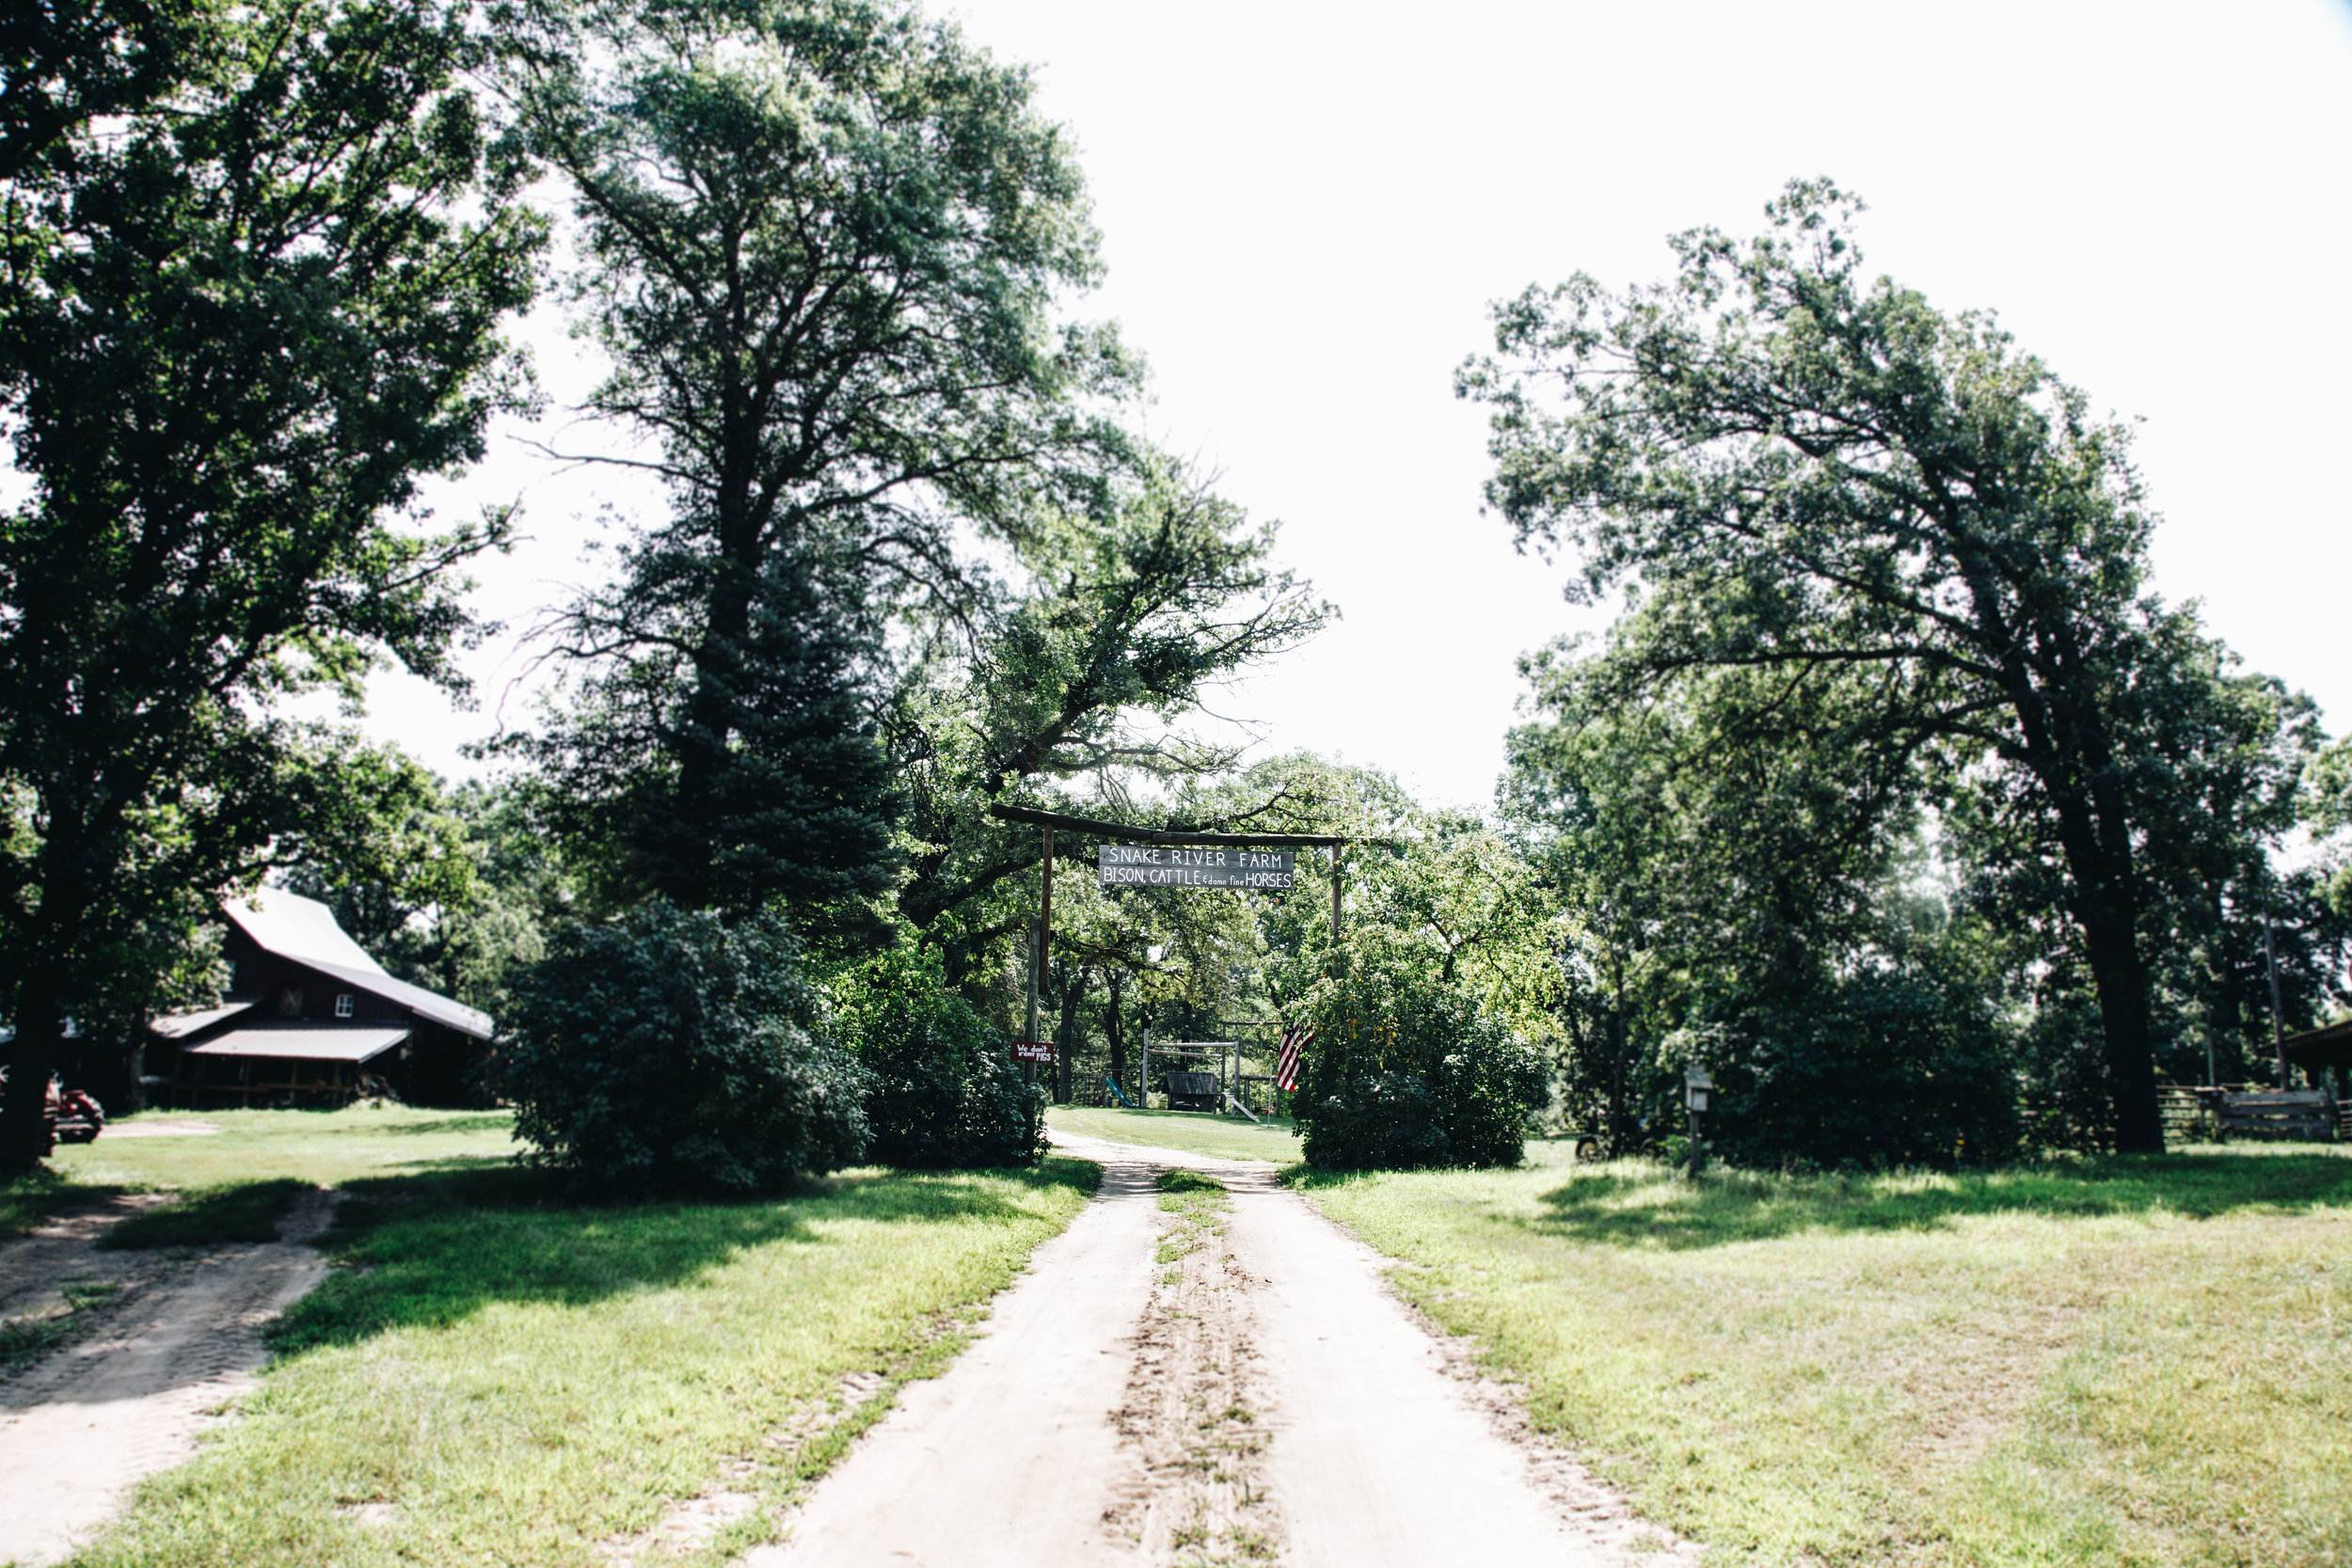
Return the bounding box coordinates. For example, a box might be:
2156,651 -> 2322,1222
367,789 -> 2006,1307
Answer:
888,462 -> 1329,995
506,0 -> 1142,927
0,0 -> 541,1164
496,904 -> 870,1194
824,942 -> 1044,1169
1460,178 -> 2267,1151
1714,974 -> 2023,1170
1295,963 -> 1546,1171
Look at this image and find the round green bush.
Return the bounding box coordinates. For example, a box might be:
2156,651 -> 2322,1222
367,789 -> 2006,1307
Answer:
825,943 -> 1044,1168
1295,969 -> 1547,1171
495,902 -> 870,1193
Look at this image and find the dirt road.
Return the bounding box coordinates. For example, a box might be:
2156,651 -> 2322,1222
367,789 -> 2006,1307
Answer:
759,1133 -> 1692,1568
0,1189 -> 335,1568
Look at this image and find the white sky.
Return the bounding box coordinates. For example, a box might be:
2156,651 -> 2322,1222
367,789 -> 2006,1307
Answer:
372,0 -> 2352,812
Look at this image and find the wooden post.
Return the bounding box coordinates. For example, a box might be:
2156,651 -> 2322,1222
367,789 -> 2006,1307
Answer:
1040,826 -> 1055,982
1023,920 -> 1040,1085
1329,844 -> 1344,971
1142,1023 -> 1151,1112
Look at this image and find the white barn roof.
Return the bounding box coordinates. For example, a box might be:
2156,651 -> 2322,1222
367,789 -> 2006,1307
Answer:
222,890 -> 493,1040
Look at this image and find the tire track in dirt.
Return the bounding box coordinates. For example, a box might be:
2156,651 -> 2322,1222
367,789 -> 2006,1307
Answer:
0,1187 -> 339,1568
1101,1177 -> 1280,1563
756,1132 -> 1693,1566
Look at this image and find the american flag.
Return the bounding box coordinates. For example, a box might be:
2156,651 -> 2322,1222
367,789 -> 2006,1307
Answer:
1275,1021 -> 1314,1093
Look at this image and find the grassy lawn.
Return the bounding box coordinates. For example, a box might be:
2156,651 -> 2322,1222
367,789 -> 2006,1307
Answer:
1,1107 -> 1098,1567
1050,1104 -> 1302,1163
1301,1139 -> 2352,1568
1,1106 -> 522,1239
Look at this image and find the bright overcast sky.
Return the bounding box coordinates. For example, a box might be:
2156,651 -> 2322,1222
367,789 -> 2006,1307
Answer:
375,0 -> 2352,812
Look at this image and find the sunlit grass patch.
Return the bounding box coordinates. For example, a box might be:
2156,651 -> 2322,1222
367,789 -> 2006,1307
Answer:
1050,1105 -> 1300,1164
1302,1141 -> 2352,1568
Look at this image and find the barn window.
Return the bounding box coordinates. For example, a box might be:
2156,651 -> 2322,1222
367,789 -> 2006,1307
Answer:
335,993 -> 355,1019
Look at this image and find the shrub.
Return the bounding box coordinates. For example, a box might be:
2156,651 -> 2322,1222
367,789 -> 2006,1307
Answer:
825,942 -> 1044,1168
1711,973 -> 2024,1169
1295,968 -> 1547,1171
496,903 -> 870,1194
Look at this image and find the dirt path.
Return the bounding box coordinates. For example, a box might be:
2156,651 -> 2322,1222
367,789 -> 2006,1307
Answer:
756,1132 -> 1692,1567
0,1188 -> 337,1567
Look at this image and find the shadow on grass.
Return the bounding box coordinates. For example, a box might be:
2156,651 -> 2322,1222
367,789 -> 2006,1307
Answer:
270,1154 -> 1100,1355
1510,1148 -> 2352,1251
1,1166 -> 128,1239
363,1113 -> 519,1138
98,1179 -> 313,1250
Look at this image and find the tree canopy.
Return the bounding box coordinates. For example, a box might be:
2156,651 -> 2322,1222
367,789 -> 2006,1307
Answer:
0,0 -> 541,1167
1458,179 -> 2271,1151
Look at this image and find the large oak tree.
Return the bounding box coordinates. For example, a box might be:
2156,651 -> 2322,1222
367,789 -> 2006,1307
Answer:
1461,181 -> 2224,1151
511,0 -> 1136,924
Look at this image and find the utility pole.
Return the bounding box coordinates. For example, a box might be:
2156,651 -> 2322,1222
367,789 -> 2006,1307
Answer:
1024,918 -> 1041,1087
2265,913 -> 2290,1090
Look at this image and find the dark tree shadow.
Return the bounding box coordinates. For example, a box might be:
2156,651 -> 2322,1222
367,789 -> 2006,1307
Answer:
270,1155 -> 1100,1353
363,1114 -> 519,1138
1513,1148 -> 2352,1251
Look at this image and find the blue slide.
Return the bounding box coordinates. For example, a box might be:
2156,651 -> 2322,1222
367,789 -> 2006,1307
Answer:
1103,1075 -> 1136,1109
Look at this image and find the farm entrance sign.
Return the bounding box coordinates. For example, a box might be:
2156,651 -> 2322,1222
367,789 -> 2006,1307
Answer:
1097,845 -> 1295,890
1010,1040 -> 1054,1066
986,802 -> 1350,1085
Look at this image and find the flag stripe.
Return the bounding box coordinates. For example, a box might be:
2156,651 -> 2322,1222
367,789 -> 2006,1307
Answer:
1275,1022 -> 1314,1093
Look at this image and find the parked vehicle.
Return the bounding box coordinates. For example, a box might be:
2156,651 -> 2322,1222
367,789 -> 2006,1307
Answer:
56,1085 -> 104,1144
1572,1106 -> 1661,1163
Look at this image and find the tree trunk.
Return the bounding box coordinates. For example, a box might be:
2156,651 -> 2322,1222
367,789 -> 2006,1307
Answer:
2078,899 -> 2164,1151
2,972 -> 64,1171
2041,773 -> 2166,1152
3,813 -> 90,1171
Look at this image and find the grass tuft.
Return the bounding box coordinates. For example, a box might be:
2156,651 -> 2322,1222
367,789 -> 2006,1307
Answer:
1051,1106 -> 1300,1164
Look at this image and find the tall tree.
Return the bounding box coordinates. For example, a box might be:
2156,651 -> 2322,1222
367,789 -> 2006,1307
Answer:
0,0 -> 200,182
0,0 -> 541,1167
889,460 -> 1329,967
1461,180 -> 2219,1150
512,0 -> 1136,922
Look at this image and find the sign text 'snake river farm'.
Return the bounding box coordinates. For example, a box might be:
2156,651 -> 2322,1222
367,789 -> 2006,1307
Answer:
1096,844 -> 1295,890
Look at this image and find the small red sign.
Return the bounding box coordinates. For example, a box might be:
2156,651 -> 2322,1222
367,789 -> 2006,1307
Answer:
1011,1040 -> 1054,1065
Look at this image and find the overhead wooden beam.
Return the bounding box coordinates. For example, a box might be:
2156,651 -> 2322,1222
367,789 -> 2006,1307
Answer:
987,801 -> 1347,847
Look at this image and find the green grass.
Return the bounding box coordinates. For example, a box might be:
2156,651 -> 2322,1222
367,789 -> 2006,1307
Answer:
53,1106 -> 519,1191
1,1163 -> 82,1237
1050,1105 -> 1302,1163
0,1107 -> 1102,1568
1153,1167 -> 1229,1274
1299,1140 -> 2352,1568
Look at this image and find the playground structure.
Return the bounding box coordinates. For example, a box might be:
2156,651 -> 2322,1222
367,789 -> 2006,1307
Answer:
1124,1029 -> 1289,1119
